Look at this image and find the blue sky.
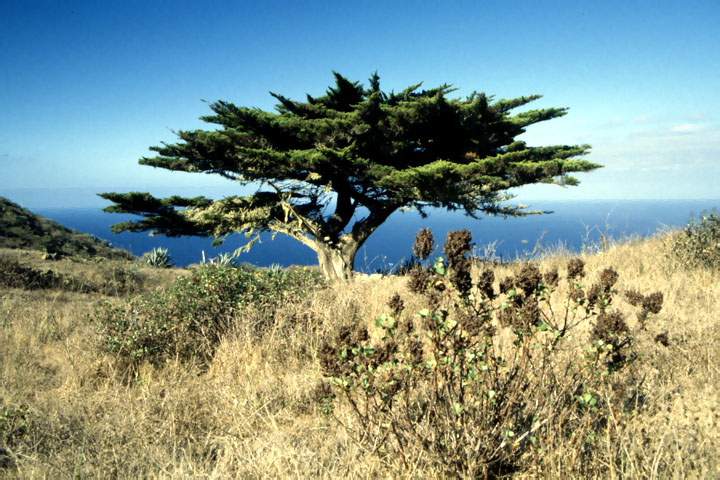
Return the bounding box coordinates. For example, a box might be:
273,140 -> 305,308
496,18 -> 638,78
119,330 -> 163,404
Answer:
1,0 -> 719,206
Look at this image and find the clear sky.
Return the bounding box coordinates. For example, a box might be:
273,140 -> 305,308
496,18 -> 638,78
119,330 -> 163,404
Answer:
2,0 -> 719,205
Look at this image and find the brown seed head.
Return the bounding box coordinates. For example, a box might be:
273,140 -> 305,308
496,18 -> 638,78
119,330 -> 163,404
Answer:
387,293 -> 405,316
592,310 -> 628,344
499,276 -> 515,294
516,263 -> 543,294
407,336 -> 424,364
449,258 -> 472,294
319,342 -> 342,377
413,228 -> 435,261
654,331 -> 670,347
642,292 -> 663,314
477,269 -> 496,298
586,284 -> 602,309
518,296 -> 542,329
624,289 -> 644,306
444,230 -> 473,267
599,267 -> 619,292
567,258 -> 586,280
543,268 -> 559,288
569,285 -> 585,304
408,266 -> 432,294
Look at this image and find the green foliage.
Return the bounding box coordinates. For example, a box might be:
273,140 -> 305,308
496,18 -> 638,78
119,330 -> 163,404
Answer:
94,264 -> 145,296
0,256 -> 92,293
142,247 -> 173,268
318,229 -> 663,477
96,264 -> 323,370
0,255 -> 143,296
670,212 -> 720,270
100,72 -> 600,280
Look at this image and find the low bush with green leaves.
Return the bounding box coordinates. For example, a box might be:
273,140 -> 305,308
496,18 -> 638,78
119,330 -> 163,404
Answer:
0,256 -> 93,293
669,211 -> 720,270
96,264 -> 323,370
95,264 -> 145,296
318,229 -> 664,478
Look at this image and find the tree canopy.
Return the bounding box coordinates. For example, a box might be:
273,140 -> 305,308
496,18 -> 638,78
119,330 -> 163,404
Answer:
101,72 -> 600,281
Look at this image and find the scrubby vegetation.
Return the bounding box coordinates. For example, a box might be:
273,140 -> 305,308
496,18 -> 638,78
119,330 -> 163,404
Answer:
669,211 -> 720,271
96,264 -> 323,371
0,253 -> 144,296
0,197 -> 131,260
0,228 -> 718,478
319,230 -> 663,477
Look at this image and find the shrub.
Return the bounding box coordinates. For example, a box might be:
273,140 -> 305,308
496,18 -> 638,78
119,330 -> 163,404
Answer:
142,247 -> 173,268
669,211 -> 720,270
95,264 -> 145,296
0,256 -> 94,293
318,229 -> 663,478
96,264 -> 323,370
0,400 -> 29,469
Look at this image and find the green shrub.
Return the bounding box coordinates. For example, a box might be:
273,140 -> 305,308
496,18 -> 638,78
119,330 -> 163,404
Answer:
96,264 -> 323,370
670,212 -> 720,270
95,264 -> 145,296
0,256 -> 94,293
318,229 -> 664,478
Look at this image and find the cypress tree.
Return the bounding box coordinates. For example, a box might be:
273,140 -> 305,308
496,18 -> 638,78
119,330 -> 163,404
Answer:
101,72 -> 599,281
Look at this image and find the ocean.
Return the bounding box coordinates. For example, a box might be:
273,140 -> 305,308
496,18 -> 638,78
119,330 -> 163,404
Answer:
35,199 -> 719,271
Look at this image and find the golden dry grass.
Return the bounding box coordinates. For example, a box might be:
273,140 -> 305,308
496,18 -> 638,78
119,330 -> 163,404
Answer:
1,234 -> 719,478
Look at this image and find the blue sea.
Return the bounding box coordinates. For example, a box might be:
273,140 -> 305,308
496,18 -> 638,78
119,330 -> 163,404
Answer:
35,199 -> 719,271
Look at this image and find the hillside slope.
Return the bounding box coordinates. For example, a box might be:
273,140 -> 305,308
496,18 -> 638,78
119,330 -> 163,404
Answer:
0,234 -> 718,477
0,196 -> 131,259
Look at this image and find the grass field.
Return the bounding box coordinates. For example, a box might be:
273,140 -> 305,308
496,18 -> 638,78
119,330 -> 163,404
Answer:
0,234 -> 718,478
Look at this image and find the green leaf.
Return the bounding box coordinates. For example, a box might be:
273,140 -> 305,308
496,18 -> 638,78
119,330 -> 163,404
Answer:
434,257 -> 446,275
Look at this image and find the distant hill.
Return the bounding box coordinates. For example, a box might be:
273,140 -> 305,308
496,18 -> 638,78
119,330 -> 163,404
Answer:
0,196 -> 132,259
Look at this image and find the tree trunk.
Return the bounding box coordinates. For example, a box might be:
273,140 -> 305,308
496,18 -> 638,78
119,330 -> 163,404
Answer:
316,242 -> 358,283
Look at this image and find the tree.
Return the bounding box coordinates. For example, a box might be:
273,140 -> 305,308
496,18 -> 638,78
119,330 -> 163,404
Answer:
101,72 -> 600,281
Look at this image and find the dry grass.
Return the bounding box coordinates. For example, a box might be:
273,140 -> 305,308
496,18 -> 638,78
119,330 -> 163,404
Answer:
1,234 -> 719,478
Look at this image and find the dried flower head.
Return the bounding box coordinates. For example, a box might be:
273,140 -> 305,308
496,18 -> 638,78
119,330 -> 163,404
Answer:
567,258 -> 585,280
477,269 -> 496,299
592,310 -> 628,344
624,289 -> 644,306
387,293 -> 405,316
654,331 -> 670,347
518,296 -> 542,329
337,323 -> 369,346
499,276 -> 515,294
569,285 -> 585,304
319,342 -> 341,376
516,263 -> 543,294
408,266 -> 432,294
399,318 -> 415,336
444,230 -> 473,267
599,267 -> 619,291
413,228 -> 435,261
543,268 -> 559,288
372,340 -> 398,367
449,258 -> 472,294
587,283 -> 603,308
426,290 -> 443,310
642,292 -> 663,315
